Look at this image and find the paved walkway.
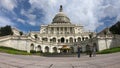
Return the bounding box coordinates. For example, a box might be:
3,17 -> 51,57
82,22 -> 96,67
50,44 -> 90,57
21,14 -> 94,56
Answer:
0,52 -> 120,68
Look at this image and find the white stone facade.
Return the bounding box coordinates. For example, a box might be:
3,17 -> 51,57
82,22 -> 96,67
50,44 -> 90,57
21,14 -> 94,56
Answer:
29,5 -> 91,53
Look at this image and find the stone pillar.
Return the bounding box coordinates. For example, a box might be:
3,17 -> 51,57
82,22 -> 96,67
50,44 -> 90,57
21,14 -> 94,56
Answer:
72,27 -> 74,34
63,27 -> 65,34
67,27 -> 69,34
59,27 -> 61,34
76,38 -> 78,42
55,27 -> 57,34
69,27 -> 71,34
48,27 -> 50,34
53,27 -> 55,34
48,37 -> 50,43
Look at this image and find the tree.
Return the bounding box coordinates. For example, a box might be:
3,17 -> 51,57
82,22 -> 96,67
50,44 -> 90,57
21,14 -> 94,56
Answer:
0,25 -> 13,36
110,21 -> 120,34
19,31 -> 23,36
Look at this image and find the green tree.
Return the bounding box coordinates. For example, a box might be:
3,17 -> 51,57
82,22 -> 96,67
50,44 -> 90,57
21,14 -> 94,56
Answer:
0,25 -> 13,36
19,31 -> 23,36
110,21 -> 120,34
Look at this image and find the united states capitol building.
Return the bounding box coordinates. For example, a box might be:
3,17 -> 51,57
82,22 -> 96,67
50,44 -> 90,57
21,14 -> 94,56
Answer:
0,5 -> 120,53
29,5 -> 91,53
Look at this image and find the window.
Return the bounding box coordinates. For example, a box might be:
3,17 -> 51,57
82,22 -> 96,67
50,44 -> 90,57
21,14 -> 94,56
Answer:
65,27 -> 67,31
57,27 -> 59,31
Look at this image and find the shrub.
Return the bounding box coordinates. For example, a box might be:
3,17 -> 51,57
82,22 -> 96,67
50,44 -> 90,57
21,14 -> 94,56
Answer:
97,47 -> 120,54
30,50 -> 36,53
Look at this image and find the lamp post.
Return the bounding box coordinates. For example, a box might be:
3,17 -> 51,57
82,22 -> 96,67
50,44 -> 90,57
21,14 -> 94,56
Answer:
89,32 -> 93,43
104,29 -> 108,49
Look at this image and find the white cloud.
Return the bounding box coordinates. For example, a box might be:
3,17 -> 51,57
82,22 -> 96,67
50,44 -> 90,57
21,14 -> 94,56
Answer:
17,18 -> 25,24
29,0 -> 120,31
21,9 -> 37,26
29,21 -> 36,26
0,16 -> 14,26
0,0 -> 17,11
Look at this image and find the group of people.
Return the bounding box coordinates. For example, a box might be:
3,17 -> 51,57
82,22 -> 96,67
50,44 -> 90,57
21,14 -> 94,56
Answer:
77,45 -> 96,58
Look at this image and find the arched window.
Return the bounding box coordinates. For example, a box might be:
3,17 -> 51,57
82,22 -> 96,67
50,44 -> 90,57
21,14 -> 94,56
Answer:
45,46 -> 49,53
53,37 -> 56,42
82,37 -> 84,41
78,37 -> 81,42
42,37 -> 48,42
53,47 -> 57,53
30,43 -> 34,50
37,45 -> 41,51
61,37 -> 65,43
69,37 -> 73,43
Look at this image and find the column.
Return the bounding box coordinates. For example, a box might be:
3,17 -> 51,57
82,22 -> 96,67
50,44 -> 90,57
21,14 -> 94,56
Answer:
63,27 -> 64,34
67,27 -> 69,34
72,27 -> 74,34
53,27 -> 55,34
59,27 -> 60,34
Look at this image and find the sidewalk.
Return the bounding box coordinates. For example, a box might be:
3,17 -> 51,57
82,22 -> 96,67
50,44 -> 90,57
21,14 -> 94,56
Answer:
0,52 -> 120,68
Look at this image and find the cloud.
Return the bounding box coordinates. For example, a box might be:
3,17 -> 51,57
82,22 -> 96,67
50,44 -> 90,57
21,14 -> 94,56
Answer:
28,0 -> 120,31
29,21 -> 36,26
0,16 -> 14,26
21,9 -> 37,26
17,18 -> 25,24
0,0 -> 17,11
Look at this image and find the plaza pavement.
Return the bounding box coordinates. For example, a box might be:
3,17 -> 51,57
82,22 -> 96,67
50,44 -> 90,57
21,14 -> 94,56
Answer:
0,52 -> 120,68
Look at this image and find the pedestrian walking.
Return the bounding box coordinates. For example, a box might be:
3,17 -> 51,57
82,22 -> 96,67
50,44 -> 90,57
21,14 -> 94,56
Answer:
77,45 -> 81,58
88,45 -> 92,57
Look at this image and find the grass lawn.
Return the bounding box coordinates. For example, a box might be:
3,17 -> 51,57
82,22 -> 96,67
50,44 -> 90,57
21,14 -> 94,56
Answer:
0,46 -> 31,55
97,47 -> 120,54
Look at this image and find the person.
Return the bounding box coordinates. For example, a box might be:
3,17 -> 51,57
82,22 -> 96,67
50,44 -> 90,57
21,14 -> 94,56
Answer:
88,45 -> 92,57
77,45 -> 81,58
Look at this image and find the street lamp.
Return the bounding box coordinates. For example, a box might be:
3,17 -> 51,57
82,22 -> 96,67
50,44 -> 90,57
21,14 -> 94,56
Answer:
104,28 -> 108,49
89,32 -> 93,42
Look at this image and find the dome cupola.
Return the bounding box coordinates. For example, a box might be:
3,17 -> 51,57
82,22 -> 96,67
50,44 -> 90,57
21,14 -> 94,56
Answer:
52,5 -> 71,24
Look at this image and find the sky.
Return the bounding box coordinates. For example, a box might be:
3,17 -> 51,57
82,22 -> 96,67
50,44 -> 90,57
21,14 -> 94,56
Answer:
0,0 -> 120,33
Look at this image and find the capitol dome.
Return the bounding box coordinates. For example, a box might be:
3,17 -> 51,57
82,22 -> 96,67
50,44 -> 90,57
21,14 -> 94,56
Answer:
52,5 -> 71,24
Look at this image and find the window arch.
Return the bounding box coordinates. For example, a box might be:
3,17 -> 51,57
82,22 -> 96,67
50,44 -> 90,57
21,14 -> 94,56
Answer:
78,37 -> 81,42
45,46 -> 49,53
61,37 -> 65,43
53,37 -> 56,42
53,47 -> 57,53
69,37 -> 73,43
37,45 -> 41,51
42,37 -> 48,42
30,43 -> 34,50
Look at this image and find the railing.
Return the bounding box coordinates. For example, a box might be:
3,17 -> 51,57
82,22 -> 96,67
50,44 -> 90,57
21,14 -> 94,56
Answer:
0,35 -> 36,42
